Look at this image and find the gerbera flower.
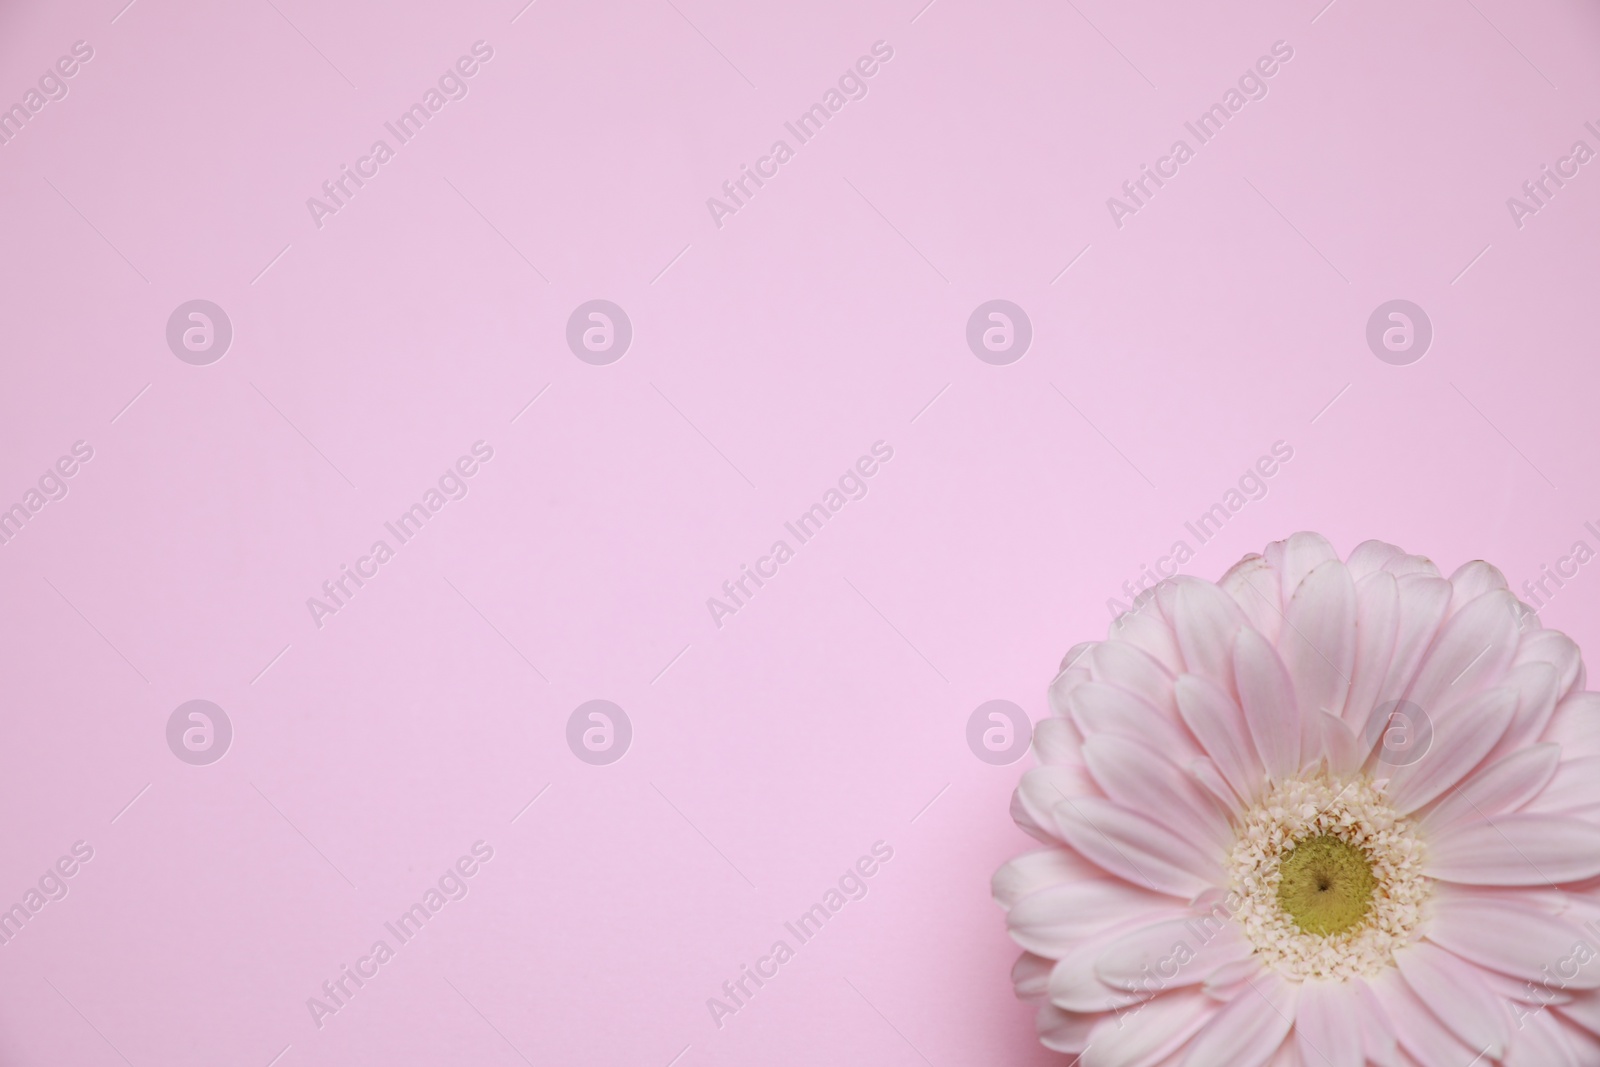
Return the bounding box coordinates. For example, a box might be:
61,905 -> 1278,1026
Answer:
996,532 -> 1600,1066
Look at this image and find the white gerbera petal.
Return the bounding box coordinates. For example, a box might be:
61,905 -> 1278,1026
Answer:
1293,980 -> 1363,1067
1418,743 -> 1560,834
1050,924 -> 1169,1012
1031,715 -> 1082,766
1046,663 -> 1093,717
1343,571 -> 1400,730
1528,755 -> 1600,814
1405,589 -> 1520,715
1084,735 -> 1233,850
1266,531 -> 1340,604
1545,692 -> 1600,757
1350,976 -> 1400,1064
1393,941 -> 1509,1057
1314,711 -> 1362,778
1094,917 -> 1253,992
1380,551 -> 1443,579
1447,559 -> 1511,613
1011,951 -> 1053,998
1427,813 -> 1600,885
1517,627 -> 1585,699
1376,574 -> 1453,706
1503,1007 -> 1585,1067
1492,660 -> 1562,758
1268,1034 -> 1306,1067
1201,955 -> 1265,999
1175,674 -> 1263,801
1171,579 -> 1248,686
1011,765 -> 1096,843
991,847 -> 1099,909
1059,640 -> 1098,673
1366,968 -> 1481,1067
1280,560 -> 1357,732
1481,962 -> 1574,1004
1008,879 -> 1174,957
1233,627 -> 1302,780
1067,681 -> 1201,761
1345,538 -> 1409,580
1034,1002 -> 1095,1053
1107,602 -> 1185,671
1555,991 -> 1600,1036
1180,969 -> 1297,1067
1220,553 -> 1284,644
1559,1016 -> 1600,1061
1082,989 -> 1213,1067
1383,686 -> 1516,813
1426,888 -> 1600,988
1186,756 -> 1246,818
1087,639 -> 1179,714
1052,796 -> 1221,896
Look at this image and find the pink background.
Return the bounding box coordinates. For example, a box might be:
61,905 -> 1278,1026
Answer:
3,0 -> 1600,1063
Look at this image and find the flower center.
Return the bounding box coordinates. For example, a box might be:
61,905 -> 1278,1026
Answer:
1276,834 -> 1376,936
1225,775 -> 1429,980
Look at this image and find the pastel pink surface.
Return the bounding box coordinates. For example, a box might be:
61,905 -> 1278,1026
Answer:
2,0 -> 1599,1064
